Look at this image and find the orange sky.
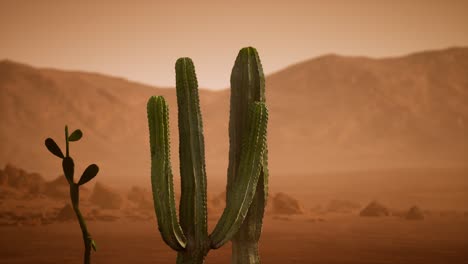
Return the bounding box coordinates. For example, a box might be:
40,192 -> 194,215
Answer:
1,0 -> 467,89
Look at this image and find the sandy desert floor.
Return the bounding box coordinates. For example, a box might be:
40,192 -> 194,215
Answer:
1,215 -> 467,264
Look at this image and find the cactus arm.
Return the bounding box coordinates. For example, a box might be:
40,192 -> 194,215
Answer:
210,102 -> 268,249
147,96 -> 187,251
175,58 -> 209,260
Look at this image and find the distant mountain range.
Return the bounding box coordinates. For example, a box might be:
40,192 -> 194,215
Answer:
1,47 -> 467,187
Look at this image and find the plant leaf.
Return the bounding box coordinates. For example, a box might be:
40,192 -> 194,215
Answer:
45,138 -> 64,158
68,129 -> 83,142
62,157 -> 74,184
78,164 -> 99,185
91,239 -> 97,251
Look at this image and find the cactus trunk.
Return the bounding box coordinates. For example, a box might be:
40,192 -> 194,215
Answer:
70,186 -> 92,264
227,47 -> 268,264
176,251 -> 207,264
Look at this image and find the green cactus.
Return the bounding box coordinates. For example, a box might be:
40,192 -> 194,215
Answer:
45,126 -> 98,264
147,47 -> 268,263
224,46 -> 269,264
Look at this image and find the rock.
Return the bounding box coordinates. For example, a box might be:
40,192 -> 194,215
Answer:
0,169 -> 7,185
208,191 -> 226,214
88,208 -> 120,222
405,206 -> 424,220
271,192 -> 304,215
0,187 -> 17,200
360,201 -> 390,217
44,175 -> 70,200
127,186 -> 153,211
3,164 -> 46,194
56,204 -> 75,221
89,182 -> 122,210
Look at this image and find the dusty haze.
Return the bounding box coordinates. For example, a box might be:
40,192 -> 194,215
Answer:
1,2 -> 468,260
1,46 -> 467,212
1,0 -> 468,89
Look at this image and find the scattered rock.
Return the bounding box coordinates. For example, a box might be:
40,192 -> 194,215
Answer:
88,208 -> 120,222
89,182 -> 122,210
44,175 -> 70,200
209,191 -> 226,212
405,206 -> 424,220
95,214 -> 120,222
2,164 -> 46,195
271,192 -> 304,215
127,186 -> 153,211
0,187 -> 17,200
360,201 -> 390,217
0,169 -> 7,185
56,204 -> 75,222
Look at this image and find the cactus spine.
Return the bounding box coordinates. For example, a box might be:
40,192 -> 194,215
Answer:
147,47 -> 268,263
45,126 -> 99,264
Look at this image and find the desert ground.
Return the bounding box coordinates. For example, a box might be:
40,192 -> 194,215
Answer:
1,215 -> 467,264
1,165 -> 468,263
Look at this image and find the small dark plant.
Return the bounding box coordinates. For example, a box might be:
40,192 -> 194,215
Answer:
45,126 -> 98,264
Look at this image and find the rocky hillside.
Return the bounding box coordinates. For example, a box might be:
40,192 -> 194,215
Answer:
1,47 -> 467,187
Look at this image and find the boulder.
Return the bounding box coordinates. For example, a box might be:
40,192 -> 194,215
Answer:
208,191 -> 226,214
0,169 -> 7,185
56,204 -> 75,222
271,192 -> 304,215
360,201 -> 390,217
90,182 -> 122,210
3,164 -> 46,194
44,175 -> 69,200
127,186 -> 153,211
405,206 -> 424,220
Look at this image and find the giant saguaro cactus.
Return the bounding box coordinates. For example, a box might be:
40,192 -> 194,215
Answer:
147,47 -> 268,263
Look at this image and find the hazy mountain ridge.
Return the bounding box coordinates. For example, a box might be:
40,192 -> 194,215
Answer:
1,47 -> 467,188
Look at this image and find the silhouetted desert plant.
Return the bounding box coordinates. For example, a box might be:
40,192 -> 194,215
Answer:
45,126 -> 99,264
147,47 -> 268,263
